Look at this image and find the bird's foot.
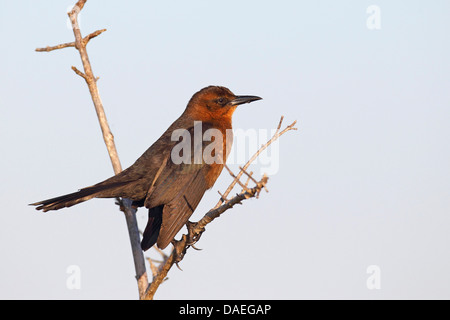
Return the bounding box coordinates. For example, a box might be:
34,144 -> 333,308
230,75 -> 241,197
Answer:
114,197 -> 125,211
170,222 -> 206,269
171,236 -> 188,269
185,221 -> 205,249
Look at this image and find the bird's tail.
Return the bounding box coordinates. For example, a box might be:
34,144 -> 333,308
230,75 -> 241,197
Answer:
30,181 -> 131,212
141,205 -> 163,251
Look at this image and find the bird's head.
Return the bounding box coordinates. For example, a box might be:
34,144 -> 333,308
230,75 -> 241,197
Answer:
185,86 -> 262,122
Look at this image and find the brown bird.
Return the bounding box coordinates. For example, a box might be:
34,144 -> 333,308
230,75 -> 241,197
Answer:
30,86 -> 262,251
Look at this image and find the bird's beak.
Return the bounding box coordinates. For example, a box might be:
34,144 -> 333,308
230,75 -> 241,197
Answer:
229,95 -> 262,106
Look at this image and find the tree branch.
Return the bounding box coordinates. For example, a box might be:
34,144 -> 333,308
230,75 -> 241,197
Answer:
36,0 -> 148,299
35,29 -> 107,52
71,66 -> 88,80
35,41 -> 75,52
217,116 -> 297,208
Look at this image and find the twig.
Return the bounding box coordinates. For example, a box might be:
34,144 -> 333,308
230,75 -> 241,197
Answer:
238,166 -> 257,184
217,190 -> 229,202
239,166 -> 268,193
224,164 -> 251,192
241,171 -> 253,193
35,29 -> 107,52
153,245 -> 169,266
67,3 -> 122,174
217,116 -> 297,207
71,66 -> 88,80
147,257 -> 159,278
82,29 -> 107,46
35,41 -> 75,52
197,175 -> 269,230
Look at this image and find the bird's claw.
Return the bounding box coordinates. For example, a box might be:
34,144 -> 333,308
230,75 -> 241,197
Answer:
191,244 -> 202,251
171,222 -> 206,268
171,236 -> 188,266
114,197 -> 125,210
185,221 -> 205,248
170,222 -> 207,268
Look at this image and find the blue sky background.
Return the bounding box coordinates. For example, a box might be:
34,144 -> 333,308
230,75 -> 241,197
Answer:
1,0 -> 449,299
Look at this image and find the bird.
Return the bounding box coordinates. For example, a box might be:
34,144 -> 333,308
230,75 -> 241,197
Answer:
30,86 -> 262,251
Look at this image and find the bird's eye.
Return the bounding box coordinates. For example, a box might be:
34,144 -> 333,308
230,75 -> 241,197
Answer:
217,97 -> 226,105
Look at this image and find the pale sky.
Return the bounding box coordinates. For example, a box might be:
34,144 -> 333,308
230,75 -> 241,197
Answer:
1,0 -> 449,299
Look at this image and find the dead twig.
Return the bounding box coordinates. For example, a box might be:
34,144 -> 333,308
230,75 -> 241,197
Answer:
241,170 -> 253,193
217,116 -> 297,207
71,66 -> 88,80
35,29 -> 107,52
224,164 -> 251,192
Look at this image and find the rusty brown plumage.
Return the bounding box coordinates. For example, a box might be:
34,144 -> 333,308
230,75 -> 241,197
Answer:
30,86 -> 262,250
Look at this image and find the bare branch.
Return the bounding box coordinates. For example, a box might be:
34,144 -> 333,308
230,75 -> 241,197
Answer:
224,164 -> 251,192
217,190 -> 229,202
35,42 -> 75,52
238,166 -> 258,186
241,170 -> 253,193
82,29 -> 107,46
35,29 -> 106,53
36,0 -> 148,299
198,175 -> 269,229
144,251 -> 176,300
147,257 -> 158,278
68,1 -> 148,298
217,116 -> 297,207
66,3 -> 123,174
239,166 -> 268,194
71,66 -> 88,80
70,0 -> 87,15
277,115 -> 284,131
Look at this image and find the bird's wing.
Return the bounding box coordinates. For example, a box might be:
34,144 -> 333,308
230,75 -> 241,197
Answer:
157,168 -> 209,249
93,130 -> 176,201
143,122 -> 221,249
140,162 -> 209,250
144,122 -> 216,208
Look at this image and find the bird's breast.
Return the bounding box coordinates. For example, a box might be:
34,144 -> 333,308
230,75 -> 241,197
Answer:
201,125 -> 232,189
